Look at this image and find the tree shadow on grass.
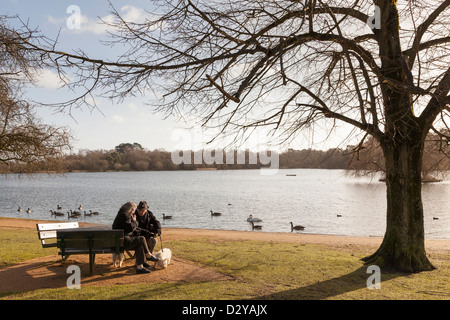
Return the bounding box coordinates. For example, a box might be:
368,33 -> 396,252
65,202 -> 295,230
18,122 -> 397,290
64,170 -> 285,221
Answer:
255,266 -> 403,300
0,253 -> 233,298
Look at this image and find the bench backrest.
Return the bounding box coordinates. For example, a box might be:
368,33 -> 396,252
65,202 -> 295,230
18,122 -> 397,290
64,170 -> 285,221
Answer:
36,222 -> 79,248
57,229 -> 124,254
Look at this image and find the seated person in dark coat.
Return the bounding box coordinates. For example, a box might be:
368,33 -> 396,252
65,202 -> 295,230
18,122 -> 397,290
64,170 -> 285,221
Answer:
135,201 -> 162,254
112,201 -> 157,274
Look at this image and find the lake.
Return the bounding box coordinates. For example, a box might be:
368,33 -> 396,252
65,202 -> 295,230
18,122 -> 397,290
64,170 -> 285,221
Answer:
0,169 -> 448,238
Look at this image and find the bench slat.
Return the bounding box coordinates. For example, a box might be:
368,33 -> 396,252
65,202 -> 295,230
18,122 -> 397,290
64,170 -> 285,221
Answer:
37,223 -> 80,249
57,233 -> 123,250
41,242 -> 58,248
38,230 -> 57,240
57,231 -> 122,239
58,248 -> 123,255
57,240 -> 123,249
37,222 -> 79,231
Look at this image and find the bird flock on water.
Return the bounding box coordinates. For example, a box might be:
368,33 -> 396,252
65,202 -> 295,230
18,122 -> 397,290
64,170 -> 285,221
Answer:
15,203 -> 442,232
16,204 -> 103,220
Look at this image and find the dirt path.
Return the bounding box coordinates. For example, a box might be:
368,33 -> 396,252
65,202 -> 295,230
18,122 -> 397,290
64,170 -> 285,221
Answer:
0,253 -> 232,293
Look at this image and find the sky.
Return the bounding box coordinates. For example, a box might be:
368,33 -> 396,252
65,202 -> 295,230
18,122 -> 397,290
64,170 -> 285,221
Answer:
4,0 -> 357,153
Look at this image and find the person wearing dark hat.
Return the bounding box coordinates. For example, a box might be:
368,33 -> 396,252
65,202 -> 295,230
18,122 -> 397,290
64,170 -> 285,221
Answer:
135,201 -> 162,254
112,201 -> 157,274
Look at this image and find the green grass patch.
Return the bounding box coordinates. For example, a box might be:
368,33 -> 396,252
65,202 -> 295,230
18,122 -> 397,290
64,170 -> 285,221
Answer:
156,238 -> 450,299
2,280 -> 258,300
0,229 -> 57,267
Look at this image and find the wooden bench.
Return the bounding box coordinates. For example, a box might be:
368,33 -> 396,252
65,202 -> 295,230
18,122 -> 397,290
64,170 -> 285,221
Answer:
37,222 -> 80,248
37,222 -> 124,274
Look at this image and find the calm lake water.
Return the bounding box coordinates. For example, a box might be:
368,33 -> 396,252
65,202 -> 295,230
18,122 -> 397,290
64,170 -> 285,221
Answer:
0,169 -> 449,238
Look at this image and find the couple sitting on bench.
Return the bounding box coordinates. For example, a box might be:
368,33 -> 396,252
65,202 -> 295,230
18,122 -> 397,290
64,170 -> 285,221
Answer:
112,201 -> 161,274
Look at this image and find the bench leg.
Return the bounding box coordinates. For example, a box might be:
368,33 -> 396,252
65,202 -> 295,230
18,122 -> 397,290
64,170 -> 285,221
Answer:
89,253 -> 96,274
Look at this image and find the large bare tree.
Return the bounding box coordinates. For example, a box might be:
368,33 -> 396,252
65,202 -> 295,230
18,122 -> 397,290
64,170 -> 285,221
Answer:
0,16 -> 71,173
24,0 -> 450,272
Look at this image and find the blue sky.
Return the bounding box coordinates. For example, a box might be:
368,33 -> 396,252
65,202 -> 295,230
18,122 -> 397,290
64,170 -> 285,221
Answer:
5,0 -> 354,153
5,0 -> 183,152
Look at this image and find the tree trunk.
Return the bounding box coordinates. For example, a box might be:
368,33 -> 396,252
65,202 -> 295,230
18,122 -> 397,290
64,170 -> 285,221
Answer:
362,134 -> 435,273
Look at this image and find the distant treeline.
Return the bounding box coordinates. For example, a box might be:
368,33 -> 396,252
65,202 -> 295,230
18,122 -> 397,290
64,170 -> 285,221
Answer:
63,133 -> 450,175
63,147 -> 353,172
1,134 -> 448,174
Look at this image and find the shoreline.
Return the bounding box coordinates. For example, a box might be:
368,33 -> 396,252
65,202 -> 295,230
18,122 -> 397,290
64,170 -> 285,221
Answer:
2,216 -> 449,252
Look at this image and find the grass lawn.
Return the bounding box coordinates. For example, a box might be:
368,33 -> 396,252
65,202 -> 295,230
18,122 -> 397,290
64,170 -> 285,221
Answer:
0,229 -> 58,267
1,228 -> 449,300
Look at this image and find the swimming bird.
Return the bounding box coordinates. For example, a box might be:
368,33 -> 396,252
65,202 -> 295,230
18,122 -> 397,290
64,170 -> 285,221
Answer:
70,209 -> 81,216
433,217 -> 439,220
163,213 -> 173,219
78,205 -> 83,211
50,210 -> 65,217
68,210 -> 81,219
57,205 -> 63,210
210,210 -> 221,216
67,211 -> 79,219
26,208 -> 31,214
89,210 -> 99,215
290,222 -> 305,231
84,211 -> 92,217
17,206 -> 22,212
247,214 -> 263,222
337,214 -> 342,217
250,221 -> 262,230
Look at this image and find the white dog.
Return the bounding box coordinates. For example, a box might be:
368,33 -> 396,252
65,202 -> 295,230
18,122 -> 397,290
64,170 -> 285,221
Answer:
112,252 -> 125,267
154,248 -> 172,269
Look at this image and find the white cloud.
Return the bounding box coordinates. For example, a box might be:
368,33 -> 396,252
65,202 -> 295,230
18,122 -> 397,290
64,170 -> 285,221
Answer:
78,13 -> 114,35
47,11 -> 112,35
125,102 -> 138,111
111,114 -> 127,123
46,15 -> 65,25
120,5 -> 150,24
47,5 -> 154,35
32,68 -> 66,89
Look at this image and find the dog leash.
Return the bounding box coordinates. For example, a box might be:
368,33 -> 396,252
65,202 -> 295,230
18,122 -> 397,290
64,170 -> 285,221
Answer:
159,234 -> 164,252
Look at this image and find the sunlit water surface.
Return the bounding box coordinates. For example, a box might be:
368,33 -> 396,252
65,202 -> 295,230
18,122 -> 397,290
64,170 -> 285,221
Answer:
1,169 -> 448,238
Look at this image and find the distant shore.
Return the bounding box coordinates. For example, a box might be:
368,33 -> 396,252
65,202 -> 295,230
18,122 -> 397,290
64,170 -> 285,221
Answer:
1,217 -> 449,253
